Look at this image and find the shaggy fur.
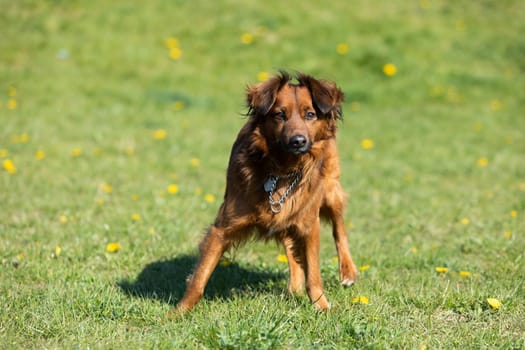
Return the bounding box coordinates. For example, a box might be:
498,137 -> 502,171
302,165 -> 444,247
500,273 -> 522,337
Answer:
176,71 -> 357,313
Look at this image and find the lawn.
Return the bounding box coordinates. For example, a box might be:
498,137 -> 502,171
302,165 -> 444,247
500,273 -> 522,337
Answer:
1,1 -> 524,349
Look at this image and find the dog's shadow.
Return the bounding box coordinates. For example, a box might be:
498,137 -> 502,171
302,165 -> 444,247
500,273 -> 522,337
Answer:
118,255 -> 286,305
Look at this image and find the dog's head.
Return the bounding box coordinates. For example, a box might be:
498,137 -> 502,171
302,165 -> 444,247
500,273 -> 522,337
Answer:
246,71 -> 344,155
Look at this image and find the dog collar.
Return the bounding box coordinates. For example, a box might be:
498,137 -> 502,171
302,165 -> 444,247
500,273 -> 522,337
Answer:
263,170 -> 302,213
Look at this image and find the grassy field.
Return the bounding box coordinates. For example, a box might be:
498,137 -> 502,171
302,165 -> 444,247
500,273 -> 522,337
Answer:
1,0 -> 524,348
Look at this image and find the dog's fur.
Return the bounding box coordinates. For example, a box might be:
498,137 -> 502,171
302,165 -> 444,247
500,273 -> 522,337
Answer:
176,71 -> 357,313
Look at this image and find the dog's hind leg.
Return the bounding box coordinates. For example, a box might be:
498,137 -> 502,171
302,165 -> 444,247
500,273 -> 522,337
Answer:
175,225 -> 229,313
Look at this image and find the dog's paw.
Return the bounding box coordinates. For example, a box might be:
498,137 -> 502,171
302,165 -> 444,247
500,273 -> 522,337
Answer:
341,278 -> 355,288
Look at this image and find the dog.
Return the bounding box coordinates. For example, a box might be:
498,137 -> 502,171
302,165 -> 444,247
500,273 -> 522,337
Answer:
176,71 -> 357,313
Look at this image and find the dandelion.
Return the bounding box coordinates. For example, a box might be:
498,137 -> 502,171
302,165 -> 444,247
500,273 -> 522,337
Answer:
169,47 -> 182,60
240,32 -> 254,45
257,71 -> 269,82
352,295 -> 370,305
359,265 -> 370,272
59,215 -> 68,223
131,194 -> 139,201
101,182 -> 113,193
153,129 -> 167,140
489,99 -> 502,111
54,245 -> 62,257
97,197 -> 104,206
7,99 -> 17,110
71,148 -> 82,157
220,258 -> 232,267
17,252 -> 25,261
336,42 -> 349,55
435,266 -> 448,273
35,150 -> 46,160
477,157 -> 489,167
277,254 -> 288,263
459,271 -> 471,277
460,217 -> 470,225
504,231 -> 512,239
361,138 -> 374,150
2,159 -> 16,174
172,100 -> 185,111
347,221 -> 354,229
106,242 -> 121,253
204,194 -> 216,203
167,184 -> 179,194
148,227 -> 156,235
131,213 -> 141,222
165,37 -> 179,49
486,298 -> 502,310
510,210 -> 517,218
383,63 -> 397,77
411,246 -> 418,254
0,149 -> 8,158
190,158 -> 200,167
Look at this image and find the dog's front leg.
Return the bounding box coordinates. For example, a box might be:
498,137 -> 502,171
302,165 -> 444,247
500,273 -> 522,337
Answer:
283,236 -> 305,295
304,218 -> 331,311
175,225 -> 228,314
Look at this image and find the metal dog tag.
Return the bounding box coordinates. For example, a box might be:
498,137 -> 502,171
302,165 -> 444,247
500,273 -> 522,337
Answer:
264,176 -> 277,193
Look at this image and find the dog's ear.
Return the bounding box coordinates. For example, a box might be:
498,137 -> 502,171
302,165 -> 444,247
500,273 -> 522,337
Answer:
298,74 -> 344,119
246,72 -> 290,117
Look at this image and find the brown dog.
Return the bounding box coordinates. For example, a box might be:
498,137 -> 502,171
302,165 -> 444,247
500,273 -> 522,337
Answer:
176,71 -> 357,313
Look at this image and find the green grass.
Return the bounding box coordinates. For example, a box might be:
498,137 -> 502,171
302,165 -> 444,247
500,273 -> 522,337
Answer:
1,0 -> 524,348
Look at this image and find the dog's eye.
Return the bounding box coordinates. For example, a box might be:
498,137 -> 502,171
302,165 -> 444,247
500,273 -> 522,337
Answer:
305,111 -> 317,121
274,111 -> 286,121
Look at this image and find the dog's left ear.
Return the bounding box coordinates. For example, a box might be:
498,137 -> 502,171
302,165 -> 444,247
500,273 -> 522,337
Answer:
298,74 -> 344,119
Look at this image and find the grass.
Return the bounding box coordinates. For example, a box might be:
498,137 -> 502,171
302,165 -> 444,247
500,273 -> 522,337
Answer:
1,0 -> 524,348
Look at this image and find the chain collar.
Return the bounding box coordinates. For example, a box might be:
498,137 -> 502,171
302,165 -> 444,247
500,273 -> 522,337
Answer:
263,170 -> 302,214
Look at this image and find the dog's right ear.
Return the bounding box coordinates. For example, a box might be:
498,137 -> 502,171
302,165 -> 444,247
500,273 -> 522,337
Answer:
246,72 -> 290,117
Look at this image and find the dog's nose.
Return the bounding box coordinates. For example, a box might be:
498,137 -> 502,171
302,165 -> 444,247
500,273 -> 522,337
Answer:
288,134 -> 308,153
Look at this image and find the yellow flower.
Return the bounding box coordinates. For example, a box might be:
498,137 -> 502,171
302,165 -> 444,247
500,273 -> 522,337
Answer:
54,245 -> 62,257
257,71 -> 269,82
435,266 -> 448,273
172,100 -> 185,111
411,246 -> 418,254
190,158 -> 200,167
7,98 -> 17,110
101,182 -> 113,193
59,215 -> 68,223
97,197 -> 104,206
169,47 -> 183,60
510,210 -> 517,218
477,157 -> 489,167
349,102 -> 360,112
71,148 -> 82,157
504,231 -> 512,239
383,63 -> 397,77
153,129 -> 167,140
460,217 -> 470,225
3,159 -> 16,174
106,242 -> 121,253
361,138 -> 374,150
204,194 -> 216,203
486,298 -> 502,310
352,295 -> 369,304
459,271 -> 471,277
131,213 -> 141,222
167,184 -> 179,194
359,265 -> 370,271
17,252 -> 25,261
277,254 -> 288,263
489,99 -> 502,111
165,37 -> 179,49
240,32 -> 254,44
0,149 -> 8,158
336,42 -> 349,55
220,258 -> 232,267
131,194 -> 139,201
35,150 -> 46,160
148,227 -> 156,235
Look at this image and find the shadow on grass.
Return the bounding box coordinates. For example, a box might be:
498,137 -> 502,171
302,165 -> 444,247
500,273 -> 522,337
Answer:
118,255 -> 286,305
